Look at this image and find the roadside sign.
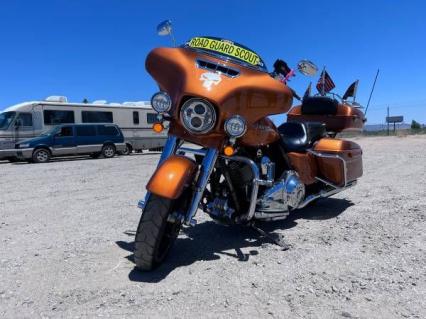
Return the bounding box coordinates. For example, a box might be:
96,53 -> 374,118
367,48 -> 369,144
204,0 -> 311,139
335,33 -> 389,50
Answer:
386,116 -> 403,123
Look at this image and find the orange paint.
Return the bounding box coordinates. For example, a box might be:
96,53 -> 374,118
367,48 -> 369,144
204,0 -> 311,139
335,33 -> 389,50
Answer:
146,155 -> 197,199
287,103 -> 365,133
145,47 -> 293,149
313,138 -> 363,186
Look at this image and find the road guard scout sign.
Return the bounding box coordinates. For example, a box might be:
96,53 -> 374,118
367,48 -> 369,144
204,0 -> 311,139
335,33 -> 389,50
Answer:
187,36 -> 265,69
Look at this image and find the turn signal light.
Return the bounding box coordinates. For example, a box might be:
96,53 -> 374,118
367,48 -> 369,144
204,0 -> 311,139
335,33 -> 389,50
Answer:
152,122 -> 164,133
223,145 -> 235,156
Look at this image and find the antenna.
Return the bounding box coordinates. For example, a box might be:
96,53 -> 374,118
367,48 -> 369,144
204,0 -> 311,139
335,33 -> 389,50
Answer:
365,69 -> 380,115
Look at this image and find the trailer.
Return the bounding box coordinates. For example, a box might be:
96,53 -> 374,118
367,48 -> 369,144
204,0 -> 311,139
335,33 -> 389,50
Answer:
0,96 -> 167,160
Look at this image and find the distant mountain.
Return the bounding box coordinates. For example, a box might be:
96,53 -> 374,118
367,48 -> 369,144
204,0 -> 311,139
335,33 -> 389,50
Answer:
363,123 -> 413,131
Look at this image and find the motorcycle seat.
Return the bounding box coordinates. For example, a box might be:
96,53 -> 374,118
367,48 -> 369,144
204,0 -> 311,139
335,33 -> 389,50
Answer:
278,121 -> 326,152
301,96 -> 338,115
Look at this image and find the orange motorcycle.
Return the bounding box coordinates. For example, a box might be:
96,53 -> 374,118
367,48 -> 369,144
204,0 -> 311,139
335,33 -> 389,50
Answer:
134,36 -> 364,270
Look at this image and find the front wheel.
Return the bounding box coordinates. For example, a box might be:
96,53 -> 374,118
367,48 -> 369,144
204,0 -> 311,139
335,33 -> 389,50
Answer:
32,148 -> 51,163
134,194 -> 182,271
101,144 -> 116,158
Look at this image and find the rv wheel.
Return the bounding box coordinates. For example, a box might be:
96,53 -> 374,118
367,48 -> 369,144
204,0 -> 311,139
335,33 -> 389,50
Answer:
102,144 -> 116,158
32,148 -> 51,163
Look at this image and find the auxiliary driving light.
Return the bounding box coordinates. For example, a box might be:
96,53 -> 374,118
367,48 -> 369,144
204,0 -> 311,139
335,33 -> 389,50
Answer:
151,91 -> 172,113
224,115 -> 247,138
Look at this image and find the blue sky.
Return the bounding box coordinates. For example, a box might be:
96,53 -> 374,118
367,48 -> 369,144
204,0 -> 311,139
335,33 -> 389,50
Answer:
0,0 -> 425,124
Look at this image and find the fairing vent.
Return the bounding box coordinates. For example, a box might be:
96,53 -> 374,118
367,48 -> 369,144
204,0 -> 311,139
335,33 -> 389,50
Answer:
196,59 -> 240,78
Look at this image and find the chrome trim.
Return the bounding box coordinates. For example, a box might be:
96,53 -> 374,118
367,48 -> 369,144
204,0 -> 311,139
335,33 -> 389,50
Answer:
220,155 -> 274,222
254,211 -> 290,221
184,148 -> 218,225
158,135 -> 178,165
256,171 -> 305,213
307,150 -> 348,188
177,147 -> 207,157
224,115 -> 247,138
177,146 -> 274,223
297,181 -> 357,209
180,98 -> 217,135
196,58 -> 240,78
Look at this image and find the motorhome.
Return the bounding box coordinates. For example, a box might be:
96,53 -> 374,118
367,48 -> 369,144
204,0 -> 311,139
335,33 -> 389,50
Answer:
0,96 -> 167,160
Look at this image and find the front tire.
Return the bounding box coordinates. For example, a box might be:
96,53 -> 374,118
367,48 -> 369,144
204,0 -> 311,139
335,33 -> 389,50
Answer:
101,144 -> 116,158
134,194 -> 182,271
32,148 -> 51,163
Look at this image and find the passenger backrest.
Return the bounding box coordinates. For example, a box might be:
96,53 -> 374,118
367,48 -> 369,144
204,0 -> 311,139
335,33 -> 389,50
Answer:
301,97 -> 338,115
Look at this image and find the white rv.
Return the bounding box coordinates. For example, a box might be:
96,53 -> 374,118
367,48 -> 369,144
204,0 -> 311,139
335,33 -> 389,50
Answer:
0,96 -> 167,160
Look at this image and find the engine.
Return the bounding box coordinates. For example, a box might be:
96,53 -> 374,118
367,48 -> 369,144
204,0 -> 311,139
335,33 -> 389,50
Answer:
256,170 -> 305,217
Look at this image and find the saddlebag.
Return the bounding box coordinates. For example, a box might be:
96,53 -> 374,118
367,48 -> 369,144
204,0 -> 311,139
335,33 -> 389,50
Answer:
312,138 -> 363,187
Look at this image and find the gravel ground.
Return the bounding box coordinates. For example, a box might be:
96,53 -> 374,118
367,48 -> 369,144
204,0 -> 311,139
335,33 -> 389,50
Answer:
0,136 -> 425,319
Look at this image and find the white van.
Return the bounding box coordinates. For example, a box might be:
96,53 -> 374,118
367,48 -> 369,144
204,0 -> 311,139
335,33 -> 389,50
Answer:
0,96 -> 167,160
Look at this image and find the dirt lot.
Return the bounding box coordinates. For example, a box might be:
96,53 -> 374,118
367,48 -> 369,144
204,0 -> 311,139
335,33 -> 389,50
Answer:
0,136 -> 425,318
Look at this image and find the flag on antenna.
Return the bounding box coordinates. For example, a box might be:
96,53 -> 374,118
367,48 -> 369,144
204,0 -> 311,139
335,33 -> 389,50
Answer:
303,82 -> 312,100
342,80 -> 359,100
157,20 -> 172,36
316,70 -> 335,94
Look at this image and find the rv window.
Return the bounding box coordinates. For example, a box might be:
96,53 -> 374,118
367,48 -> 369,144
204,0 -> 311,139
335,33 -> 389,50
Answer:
76,125 -> 96,136
133,111 -> 139,125
44,110 -> 75,125
82,111 -> 113,123
0,111 -> 16,130
57,126 -> 73,137
17,113 -> 33,127
98,125 -> 119,136
146,113 -> 157,124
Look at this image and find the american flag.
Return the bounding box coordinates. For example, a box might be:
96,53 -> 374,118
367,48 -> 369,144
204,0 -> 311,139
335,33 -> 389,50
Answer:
316,70 -> 335,94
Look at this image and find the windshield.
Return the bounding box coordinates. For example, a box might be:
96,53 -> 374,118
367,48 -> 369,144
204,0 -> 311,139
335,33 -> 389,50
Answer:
40,126 -> 60,136
184,36 -> 267,72
0,111 -> 16,130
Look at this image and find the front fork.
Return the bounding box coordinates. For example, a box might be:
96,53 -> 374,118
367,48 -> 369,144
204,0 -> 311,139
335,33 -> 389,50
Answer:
138,135 -> 218,226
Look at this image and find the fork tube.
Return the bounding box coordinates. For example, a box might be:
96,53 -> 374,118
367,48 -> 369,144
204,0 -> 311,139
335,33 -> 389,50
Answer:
138,135 -> 178,210
184,148 -> 218,225
158,135 -> 178,166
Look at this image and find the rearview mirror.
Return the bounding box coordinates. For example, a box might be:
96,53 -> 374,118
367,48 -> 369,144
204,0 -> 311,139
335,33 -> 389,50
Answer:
297,60 -> 318,76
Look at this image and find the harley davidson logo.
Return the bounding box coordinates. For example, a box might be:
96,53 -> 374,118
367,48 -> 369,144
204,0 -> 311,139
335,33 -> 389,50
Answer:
200,72 -> 222,90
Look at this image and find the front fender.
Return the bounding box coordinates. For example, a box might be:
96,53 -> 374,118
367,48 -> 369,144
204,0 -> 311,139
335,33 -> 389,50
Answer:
146,155 -> 197,199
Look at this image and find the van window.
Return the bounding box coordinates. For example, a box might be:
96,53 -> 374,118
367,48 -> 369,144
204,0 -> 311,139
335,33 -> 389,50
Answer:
76,126 -> 96,136
146,113 -> 157,124
44,110 -> 75,125
57,126 -> 73,137
82,111 -> 113,123
98,125 -> 119,136
17,113 -> 33,127
133,111 -> 139,125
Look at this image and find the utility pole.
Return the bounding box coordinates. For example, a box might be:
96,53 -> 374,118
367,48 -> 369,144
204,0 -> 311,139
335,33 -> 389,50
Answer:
387,106 -> 390,136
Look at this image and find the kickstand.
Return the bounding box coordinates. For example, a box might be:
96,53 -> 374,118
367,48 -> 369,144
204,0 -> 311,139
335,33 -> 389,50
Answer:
250,223 -> 291,250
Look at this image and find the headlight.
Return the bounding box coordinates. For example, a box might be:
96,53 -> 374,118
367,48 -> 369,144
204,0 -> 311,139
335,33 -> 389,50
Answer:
180,98 -> 216,134
19,143 -> 30,148
151,91 -> 172,113
224,115 -> 247,138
